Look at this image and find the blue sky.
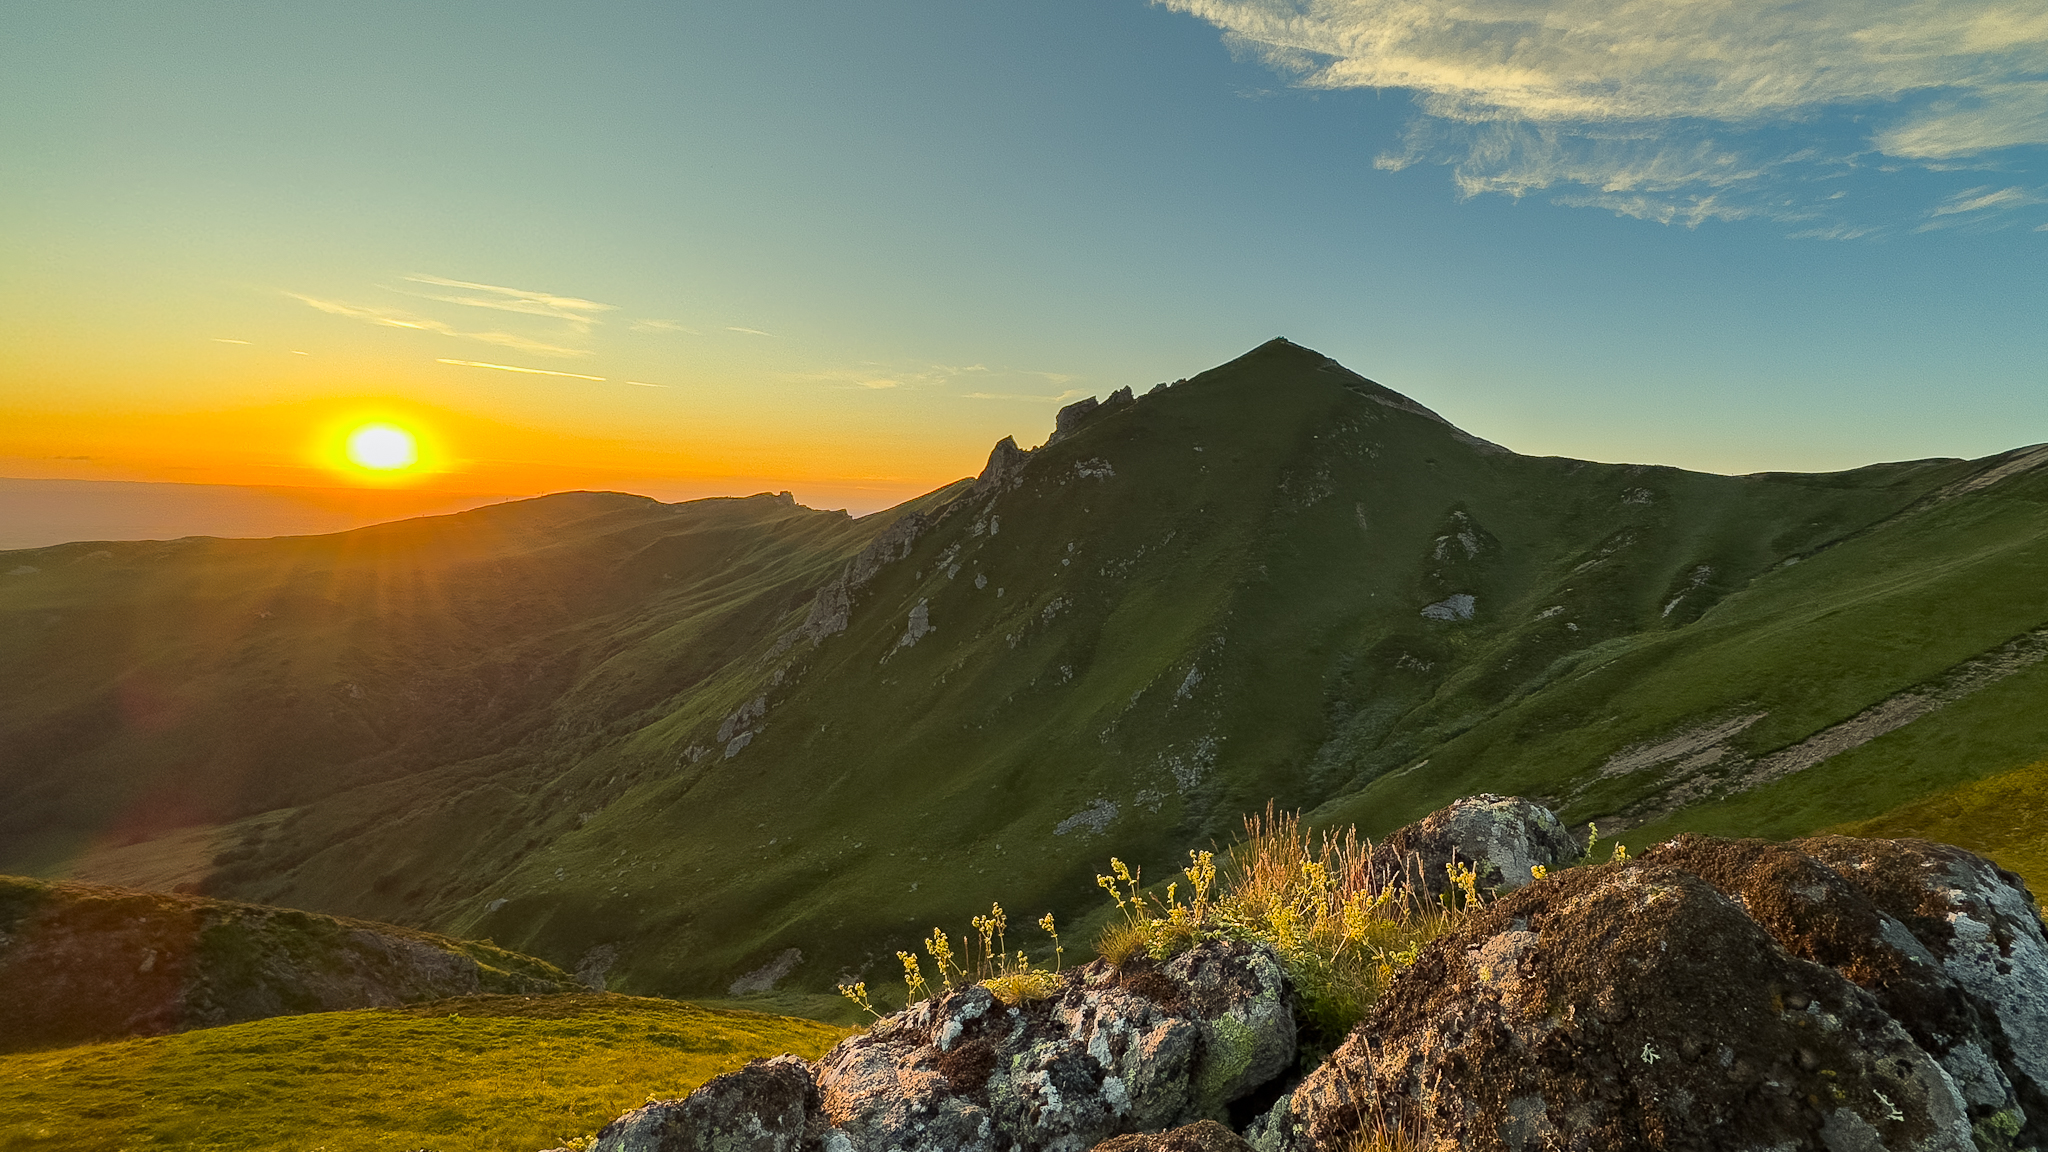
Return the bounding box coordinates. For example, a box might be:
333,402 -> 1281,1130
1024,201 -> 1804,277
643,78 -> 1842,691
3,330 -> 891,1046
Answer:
3,0 -> 2043,509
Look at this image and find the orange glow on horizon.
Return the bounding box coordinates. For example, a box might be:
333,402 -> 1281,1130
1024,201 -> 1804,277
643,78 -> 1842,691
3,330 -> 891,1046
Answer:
2,395 -> 986,514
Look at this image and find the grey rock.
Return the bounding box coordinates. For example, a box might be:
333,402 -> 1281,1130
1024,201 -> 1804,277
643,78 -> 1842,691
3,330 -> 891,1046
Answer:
813,939 -> 1294,1152
1644,835 -> 2034,1148
591,1055 -> 816,1152
1798,836 -> 2048,1150
1047,397 -> 1101,446
786,509 -> 930,647
1365,793 -> 1580,900
973,436 -> 1033,496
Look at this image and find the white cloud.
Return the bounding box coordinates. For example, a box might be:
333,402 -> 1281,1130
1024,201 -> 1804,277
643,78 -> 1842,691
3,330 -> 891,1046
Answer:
1914,182 -> 2047,228
287,292 -> 590,357
1929,184 -> 2040,214
435,358 -> 606,381
1160,0 -> 2048,226
797,362 -> 1075,395
401,274 -> 613,329
631,319 -> 699,334
966,389 -> 1091,403
727,326 -> 776,337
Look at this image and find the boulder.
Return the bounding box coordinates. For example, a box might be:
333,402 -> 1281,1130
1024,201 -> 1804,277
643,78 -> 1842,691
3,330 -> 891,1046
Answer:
1796,836 -> 2048,1149
1278,861 -> 1978,1152
815,938 -> 1294,1152
590,1055 -> 816,1152
1643,835 -> 2036,1148
1365,794 -> 1580,900
595,939 -> 1295,1152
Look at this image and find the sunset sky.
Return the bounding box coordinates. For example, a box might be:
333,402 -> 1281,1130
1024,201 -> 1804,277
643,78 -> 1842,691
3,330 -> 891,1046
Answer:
4,0 -> 2044,516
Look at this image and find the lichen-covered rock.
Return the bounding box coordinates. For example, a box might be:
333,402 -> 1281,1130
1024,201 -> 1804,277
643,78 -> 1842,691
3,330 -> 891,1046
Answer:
812,939 -> 1294,1152
591,1055 -> 817,1152
1279,862 -> 1976,1152
1365,794 -> 1580,900
1796,836 -> 2048,1150
1642,835 -> 2034,1149
1089,1119 -> 1255,1152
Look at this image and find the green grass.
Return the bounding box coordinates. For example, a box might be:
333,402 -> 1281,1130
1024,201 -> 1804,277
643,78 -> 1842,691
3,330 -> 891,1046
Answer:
1825,758 -> 2048,896
0,994 -> 848,1152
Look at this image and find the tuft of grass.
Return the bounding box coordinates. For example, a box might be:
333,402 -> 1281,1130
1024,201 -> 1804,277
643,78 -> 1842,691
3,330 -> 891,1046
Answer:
0,993 -> 848,1152
842,902 -> 1067,1015
1091,805 -> 1464,1050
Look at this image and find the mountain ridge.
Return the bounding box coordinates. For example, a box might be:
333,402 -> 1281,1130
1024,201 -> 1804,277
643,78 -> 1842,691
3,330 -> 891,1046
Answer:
4,339 -> 2046,1006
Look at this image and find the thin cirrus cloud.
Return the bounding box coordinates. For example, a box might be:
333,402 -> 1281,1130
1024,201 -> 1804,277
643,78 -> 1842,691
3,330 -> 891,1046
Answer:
726,326 -> 777,337
400,274 -> 615,329
435,358 -> 607,381
1157,0 -> 2048,231
631,319 -> 699,335
287,293 -> 590,357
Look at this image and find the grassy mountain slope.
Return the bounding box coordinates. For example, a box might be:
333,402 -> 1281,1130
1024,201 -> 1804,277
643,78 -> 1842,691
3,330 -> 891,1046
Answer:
0,489 -> 908,917
0,874 -> 577,1052
5,339 -> 2046,1006
0,994 -> 847,1152
459,340 -> 2047,998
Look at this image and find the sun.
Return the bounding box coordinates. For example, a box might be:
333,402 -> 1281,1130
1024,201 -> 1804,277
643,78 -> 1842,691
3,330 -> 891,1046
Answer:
344,423 -> 419,472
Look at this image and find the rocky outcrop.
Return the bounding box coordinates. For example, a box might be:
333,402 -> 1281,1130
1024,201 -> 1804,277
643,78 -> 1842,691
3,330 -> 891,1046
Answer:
1046,396 -> 1102,447
0,874 -> 578,1052
592,1055 -> 818,1152
1272,830 -> 2048,1152
567,799 -> 2048,1152
590,939 -> 1295,1152
786,509 -> 932,647
1365,793 -> 1580,900
973,436 -> 1033,497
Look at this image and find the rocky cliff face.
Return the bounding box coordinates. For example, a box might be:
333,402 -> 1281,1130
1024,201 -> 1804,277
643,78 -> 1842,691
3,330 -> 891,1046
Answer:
0,874 -> 578,1051
569,799 -> 2048,1152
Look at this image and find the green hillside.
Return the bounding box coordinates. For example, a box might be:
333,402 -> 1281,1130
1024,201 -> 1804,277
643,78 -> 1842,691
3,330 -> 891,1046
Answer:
5,339 -> 2046,1005
0,874 -> 578,1052
0,994 -> 847,1152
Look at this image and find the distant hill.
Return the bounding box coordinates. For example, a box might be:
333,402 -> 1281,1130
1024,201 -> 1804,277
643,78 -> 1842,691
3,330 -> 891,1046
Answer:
0,873 -> 578,1051
4,339 -> 2046,1005
0,476 -> 517,550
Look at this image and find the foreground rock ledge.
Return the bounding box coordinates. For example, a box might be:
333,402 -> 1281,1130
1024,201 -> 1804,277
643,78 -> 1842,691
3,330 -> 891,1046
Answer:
1274,834 -> 2048,1152
566,799 -> 2048,1152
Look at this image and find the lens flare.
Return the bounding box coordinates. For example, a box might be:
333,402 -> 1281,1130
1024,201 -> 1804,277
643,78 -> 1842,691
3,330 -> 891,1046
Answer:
345,424 -> 419,471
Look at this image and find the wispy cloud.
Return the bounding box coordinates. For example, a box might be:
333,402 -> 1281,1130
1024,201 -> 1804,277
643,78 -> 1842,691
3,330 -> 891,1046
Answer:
966,388 -> 1090,403
623,380 -> 669,388
1916,183 -> 2047,229
1159,0 -> 2048,229
435,358 -> 607,381
795,362 -> 1022,392
631,319 -> 698,335
287,293 -> 591,357
400,274 -> 614,329
726,326 -> 776,337
1930,185 -> 2040,215
211,338 -> 251,345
